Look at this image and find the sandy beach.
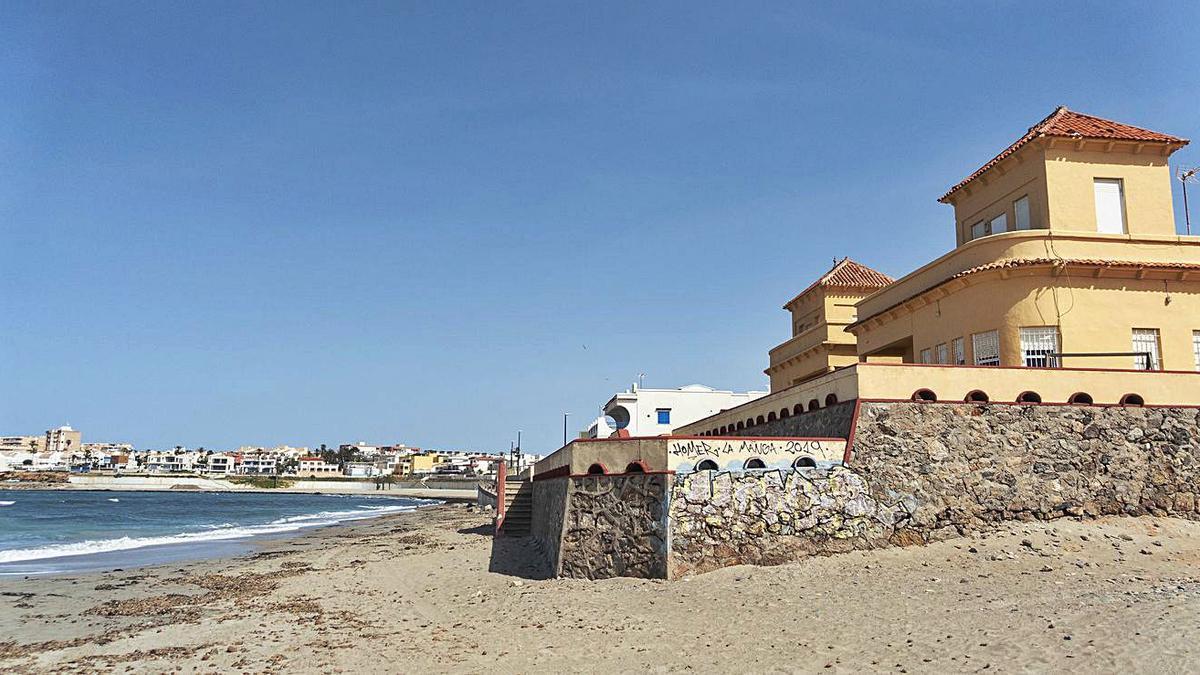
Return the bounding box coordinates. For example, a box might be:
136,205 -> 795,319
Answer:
2,504 -> 1200,673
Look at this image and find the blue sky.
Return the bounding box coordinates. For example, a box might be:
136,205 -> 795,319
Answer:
2,2 -> 1198,453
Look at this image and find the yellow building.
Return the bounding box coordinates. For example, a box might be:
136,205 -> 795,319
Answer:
397,453 -> 439,477
678,106 -> 1199,436
849,106 -> 1197,373
765,258 -> 893,391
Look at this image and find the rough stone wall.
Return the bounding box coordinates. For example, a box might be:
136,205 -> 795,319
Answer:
530,477 -> 569,574
668,466 -> 891,577
850,402 -> 1200,541
557,474 -> 669,579
739,400 -> 857,439
667,402 -> 1200,577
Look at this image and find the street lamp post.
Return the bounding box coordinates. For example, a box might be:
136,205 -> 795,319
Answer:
563,412 -> 570,446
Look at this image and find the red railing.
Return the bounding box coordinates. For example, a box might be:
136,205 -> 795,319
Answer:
494,460 -> 507,535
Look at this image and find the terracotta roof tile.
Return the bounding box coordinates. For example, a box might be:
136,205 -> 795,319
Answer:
785,258 -> 894,308
940,107 -> 1189,203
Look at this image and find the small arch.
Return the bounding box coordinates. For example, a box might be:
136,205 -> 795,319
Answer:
1120,393 -> 1145,407
1068,392 -> 1093,405
586,463 -> 607,475
743,457 -> 767,470
745,418 -> 755,428
623,461 -> 647,474
767,412 -> 777,423
718,425 -> 727,435
825,393 -> 839,406
808,399 -> 820,411
780,407 -> 790,419
964,390 -> 989,403
793,403 -> 805,416
793,456 -> 818,469
735,421 -> 744,431
755,415 -> 766,426
1016,391 -> 1042,404
911,388 -> 938,403
695,458 -> 719,471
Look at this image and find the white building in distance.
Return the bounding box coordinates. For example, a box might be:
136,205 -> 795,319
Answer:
584,383 -> 767,439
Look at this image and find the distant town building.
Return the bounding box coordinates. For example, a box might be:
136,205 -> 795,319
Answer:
296,456 -> 341,477
44,425 -> 81,454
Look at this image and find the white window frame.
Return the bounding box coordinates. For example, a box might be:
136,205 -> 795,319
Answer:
1194,331 -> 1200,372
1019,326 -> 1060,368
972,330 -> 1000,367
1014,195 -> 1031,230
936,343 -> 949,365
952,337 -> 965,365
1094,178 -> 1127,234
1132,328 -> 1162,370
990,213 -> 1007,235
920,348 -> 933,364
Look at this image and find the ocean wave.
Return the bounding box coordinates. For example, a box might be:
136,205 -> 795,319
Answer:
0,503 -> 419,564
0,501 -> 13,506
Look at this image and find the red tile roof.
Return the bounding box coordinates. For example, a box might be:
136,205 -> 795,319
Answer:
940,106 -> 1189,203
785,258 -> 894,308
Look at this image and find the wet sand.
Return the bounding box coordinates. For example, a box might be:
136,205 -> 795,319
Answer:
2,504 -> 1200,673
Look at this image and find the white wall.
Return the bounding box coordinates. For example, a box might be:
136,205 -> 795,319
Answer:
604,385 -> 767,437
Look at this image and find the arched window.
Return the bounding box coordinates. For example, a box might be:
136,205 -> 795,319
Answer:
1016,391 -> 1042,404
624,461 -> 647,474
1120,393 -> 1145,407
825,393 -> 839,406
808,399 -> 820,412
695,458 -> 719,471
743,457 -> 766,470
965,390 -> 989,403
586,463 -> 607,475
1068,392 -> 1093,405
793,403 -> 805,416
767,412 -> 777,422
793,456 -> 817,469
780,408 -> 790,419
755,415 -> 765,426
911,388 -> 937,403
735,421 -> 744,431
745,418 -> 755,428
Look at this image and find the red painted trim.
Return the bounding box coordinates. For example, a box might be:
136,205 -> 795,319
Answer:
570,434 -> 847,443
568,469 -> 675,478
843,399 -> 863,465
494,461 -> 507,536
855,397 -> 1200,410
857,361 -> 1200,376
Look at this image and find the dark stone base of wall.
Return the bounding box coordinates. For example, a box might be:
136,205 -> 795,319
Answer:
555,474 -> 669,579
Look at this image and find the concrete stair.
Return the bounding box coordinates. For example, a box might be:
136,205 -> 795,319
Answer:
499,479 -> 533,536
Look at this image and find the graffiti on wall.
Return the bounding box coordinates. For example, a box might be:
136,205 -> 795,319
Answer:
666,437 -> 845,473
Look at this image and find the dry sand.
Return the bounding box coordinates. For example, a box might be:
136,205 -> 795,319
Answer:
2,503 -> 1200,673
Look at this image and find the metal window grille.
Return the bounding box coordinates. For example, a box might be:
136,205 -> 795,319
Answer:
973,330 -> 1000,366
936,343 -> 949,365
1020,327 -> 1060,368
952,337 -> 965,365
1132,329 -> 1161,370
920,348 -> 933,364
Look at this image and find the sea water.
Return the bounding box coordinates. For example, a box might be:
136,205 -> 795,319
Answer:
0,490 -> 432,576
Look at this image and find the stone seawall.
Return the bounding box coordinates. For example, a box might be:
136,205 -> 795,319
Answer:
738,400 -> 857,439
668,466 -> 888,577
850,402 -> 1200,537
666,402 -> 1200,576
557,474 -> 669,579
